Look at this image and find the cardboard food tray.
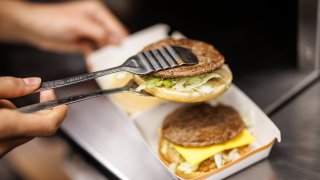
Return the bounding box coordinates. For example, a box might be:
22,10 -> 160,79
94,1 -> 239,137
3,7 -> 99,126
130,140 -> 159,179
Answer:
88,24 -> 281,179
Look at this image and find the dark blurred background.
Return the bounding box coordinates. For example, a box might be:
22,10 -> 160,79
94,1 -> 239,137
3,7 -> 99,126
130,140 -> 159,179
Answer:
121,0 -> 298,72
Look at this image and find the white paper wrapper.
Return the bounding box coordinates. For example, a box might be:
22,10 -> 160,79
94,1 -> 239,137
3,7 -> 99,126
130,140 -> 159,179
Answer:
131,85 -> 280,179
88,24 -> 281,180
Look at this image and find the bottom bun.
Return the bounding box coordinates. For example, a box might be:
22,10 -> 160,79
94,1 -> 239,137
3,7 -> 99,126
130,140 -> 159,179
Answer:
133,65 -> 232,103
158,137 -> 248,179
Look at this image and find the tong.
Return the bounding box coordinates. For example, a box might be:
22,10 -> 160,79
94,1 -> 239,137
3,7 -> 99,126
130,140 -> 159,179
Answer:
17,81 -> 149,113
36,46 -> 197,92
17,46 -> 198,113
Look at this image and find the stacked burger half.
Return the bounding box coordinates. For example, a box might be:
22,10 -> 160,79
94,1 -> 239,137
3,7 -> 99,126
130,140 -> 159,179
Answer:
133,38 -> 255,179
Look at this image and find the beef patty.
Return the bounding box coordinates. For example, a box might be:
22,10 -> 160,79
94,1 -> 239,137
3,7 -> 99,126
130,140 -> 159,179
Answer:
162,103 -> 244,147
143,38 -> 225,78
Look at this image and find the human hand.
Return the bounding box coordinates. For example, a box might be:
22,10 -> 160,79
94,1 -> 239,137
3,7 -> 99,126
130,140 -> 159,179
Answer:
0,0 -> 128,54
0,77 -> 67,157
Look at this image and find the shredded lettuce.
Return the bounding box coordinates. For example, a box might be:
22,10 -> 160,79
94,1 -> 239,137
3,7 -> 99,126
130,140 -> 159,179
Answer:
136,70 -> 223,93
174,73 -> 221,91
196,84 -> 215,94
168,163 -> 177,172
223,148 -> 241,162
213,153 -> 223,168
177,162 -> 199,174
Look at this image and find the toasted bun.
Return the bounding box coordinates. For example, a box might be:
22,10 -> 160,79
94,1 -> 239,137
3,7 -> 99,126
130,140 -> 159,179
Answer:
133,65 -> 232,103
158,137 -> 209,179
158,137 -> 249,179
100,72 -> 166,115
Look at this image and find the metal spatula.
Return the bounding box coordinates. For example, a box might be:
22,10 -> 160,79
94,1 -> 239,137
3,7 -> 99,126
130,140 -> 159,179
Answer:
17,81 -> 148,113
37,46 -> 198,92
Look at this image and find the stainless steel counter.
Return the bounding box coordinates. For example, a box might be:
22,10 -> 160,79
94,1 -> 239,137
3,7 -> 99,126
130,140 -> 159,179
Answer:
59,81 -> 173,180
60,79 -> 320,179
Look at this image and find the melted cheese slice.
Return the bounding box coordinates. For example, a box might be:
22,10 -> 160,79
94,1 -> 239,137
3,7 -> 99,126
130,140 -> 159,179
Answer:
174,129 -> 255,166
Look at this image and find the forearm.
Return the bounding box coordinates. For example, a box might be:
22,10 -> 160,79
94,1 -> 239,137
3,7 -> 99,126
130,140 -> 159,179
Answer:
0,0 -> 33,44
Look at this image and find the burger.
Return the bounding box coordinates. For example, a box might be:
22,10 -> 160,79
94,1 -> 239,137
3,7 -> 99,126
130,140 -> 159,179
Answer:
159,103 -> 255,179
134,38 -> 232,103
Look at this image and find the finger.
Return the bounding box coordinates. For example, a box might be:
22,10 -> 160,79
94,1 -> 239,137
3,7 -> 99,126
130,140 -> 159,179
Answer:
86,64 -> 94,72
77,40 -> 95,56
73,18 -> 109,48
27,105 -> 68,136
40,89 -> 56,102
93,5 -> 129,43
0,99 -> 16,109
30,90 -> 67,136
0,137 -> 32,157
0,103 -> 67,137
0,76 -> 41,98
35,39 -> 94,54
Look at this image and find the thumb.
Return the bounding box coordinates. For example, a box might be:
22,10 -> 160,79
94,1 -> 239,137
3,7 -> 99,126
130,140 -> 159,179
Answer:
77,41 -> 95,56
0,76 -> 41,98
